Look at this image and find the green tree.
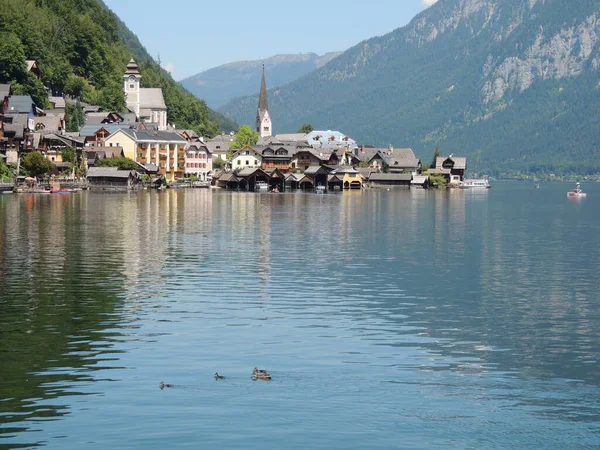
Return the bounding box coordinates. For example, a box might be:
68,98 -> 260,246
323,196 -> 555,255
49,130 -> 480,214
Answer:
23,151 -> 53,177
60,148 -> 75,164
66,101 -> 85,132
96,157 -> 138,170
0,32 -> 26,82
230,125 -> 258,149
298,123 -> 314,134
213,158 -> 225,170
0,158 -> 14,181
64,74 -> 93,100
96,80 -> 126,112
430,145 -> 441,169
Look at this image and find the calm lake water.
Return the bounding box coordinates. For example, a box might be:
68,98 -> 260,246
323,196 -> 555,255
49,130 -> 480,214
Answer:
1,183 -> 600,449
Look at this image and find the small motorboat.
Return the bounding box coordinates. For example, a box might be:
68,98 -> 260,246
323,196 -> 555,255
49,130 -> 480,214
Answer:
460,179 -> 491,189
567,183 -> 586,198
255,181 -> 269,192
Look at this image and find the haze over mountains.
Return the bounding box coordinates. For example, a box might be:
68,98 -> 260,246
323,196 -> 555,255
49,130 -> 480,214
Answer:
219,0 -> 600,176
180,52 -> 342,109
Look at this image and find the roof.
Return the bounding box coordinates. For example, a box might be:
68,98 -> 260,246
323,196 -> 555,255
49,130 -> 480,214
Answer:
236,167 -> 268,178
3,114 -> 28,137
205,141 -> 231,153
369,173 -> 413,182
79,123 -> 132,137
356,167 -> 376,179
87,167 -> 134,179
179,129 -> 199,140
34,116 -> 62,131
41,133 -> 73,147
48,96 -> 65,108
85,112 -> 110,125
412,175 -> 429,184
7,95 -> 34,114
304,165 -> 328,176
358,148 -> 385,162
285,173 -> 304,181
187,144 -> 211,155
258,65 -> 268,113
436,156 -> 467,170
26,60 -> 38,71
374,148 -> 420,169
136,162 -> 159,173
304,130 -> 356,149
108,128 -> 187,143
274,133 -> 307,142
219,172 -> 239,182
139,88 -> 166,109
125,59 -> 141,77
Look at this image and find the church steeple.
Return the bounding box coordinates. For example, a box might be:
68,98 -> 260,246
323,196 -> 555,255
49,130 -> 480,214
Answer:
124,58 -> 142,118
256,64 -> 272,138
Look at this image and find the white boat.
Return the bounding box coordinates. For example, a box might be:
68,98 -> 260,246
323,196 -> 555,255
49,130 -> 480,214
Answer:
460,179 -> 490,189
567,183 -> 586,198
255,181 -> 269,191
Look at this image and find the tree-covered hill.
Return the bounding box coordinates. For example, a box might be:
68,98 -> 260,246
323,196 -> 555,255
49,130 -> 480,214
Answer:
0,0 -> 236,136
220,0 -> 600,177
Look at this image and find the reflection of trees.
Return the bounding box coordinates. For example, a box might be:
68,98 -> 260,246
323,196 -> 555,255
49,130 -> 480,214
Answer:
0,194 -> 129,443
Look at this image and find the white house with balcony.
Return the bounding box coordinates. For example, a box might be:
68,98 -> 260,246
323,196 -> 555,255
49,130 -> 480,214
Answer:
231,147 -> 262,171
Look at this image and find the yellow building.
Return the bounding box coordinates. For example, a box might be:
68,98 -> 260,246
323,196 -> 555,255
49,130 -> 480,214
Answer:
105,129 -> 187,182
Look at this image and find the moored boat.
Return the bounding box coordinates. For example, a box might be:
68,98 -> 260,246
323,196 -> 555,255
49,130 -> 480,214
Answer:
567,182 -> 586,198
460,179 -> 490,189
255,181 -> 269,192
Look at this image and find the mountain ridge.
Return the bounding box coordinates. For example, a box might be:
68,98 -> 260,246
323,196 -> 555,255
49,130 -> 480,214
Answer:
220,0 -> 600,176
180,52 -> 342,109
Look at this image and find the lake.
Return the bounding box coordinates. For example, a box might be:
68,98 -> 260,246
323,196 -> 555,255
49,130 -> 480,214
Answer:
1,183 -> 599,449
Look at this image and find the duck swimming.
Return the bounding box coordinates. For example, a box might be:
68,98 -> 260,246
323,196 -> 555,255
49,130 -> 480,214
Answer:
252,372 -> 271,380
252,368 -> 271,380
214,372 -> 225,380
159,382 -> 174,389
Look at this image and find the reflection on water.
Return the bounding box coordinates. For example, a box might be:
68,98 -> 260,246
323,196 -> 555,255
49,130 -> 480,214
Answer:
1,185 -> 600,449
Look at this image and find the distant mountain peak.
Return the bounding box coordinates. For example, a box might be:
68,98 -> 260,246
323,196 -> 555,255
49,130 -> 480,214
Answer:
180,52 -> 342,109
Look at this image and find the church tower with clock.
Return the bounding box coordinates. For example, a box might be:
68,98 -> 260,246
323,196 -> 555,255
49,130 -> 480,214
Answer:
256,65 -> 272,138
124,58 -> 142,118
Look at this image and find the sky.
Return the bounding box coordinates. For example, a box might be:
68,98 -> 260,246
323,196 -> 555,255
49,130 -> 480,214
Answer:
103,0 -> 438,80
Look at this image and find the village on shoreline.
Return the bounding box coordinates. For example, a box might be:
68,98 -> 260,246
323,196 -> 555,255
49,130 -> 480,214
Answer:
1,59 -> 470,194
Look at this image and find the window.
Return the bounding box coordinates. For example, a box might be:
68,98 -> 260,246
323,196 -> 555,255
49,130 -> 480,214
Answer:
264,127 -> 269,132
129,84 -> 135,89
237,160 -> 241,165
246,160 -> 249,165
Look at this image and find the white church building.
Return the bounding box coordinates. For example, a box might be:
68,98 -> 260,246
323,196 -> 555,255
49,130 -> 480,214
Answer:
123,59 -> 168,130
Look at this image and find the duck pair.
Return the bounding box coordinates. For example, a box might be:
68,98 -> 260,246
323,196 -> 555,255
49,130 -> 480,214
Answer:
252,367 -> 271,380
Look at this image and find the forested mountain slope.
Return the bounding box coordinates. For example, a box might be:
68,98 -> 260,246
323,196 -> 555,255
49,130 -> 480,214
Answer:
0,0 -> 236,135
220,0 -> 600,176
